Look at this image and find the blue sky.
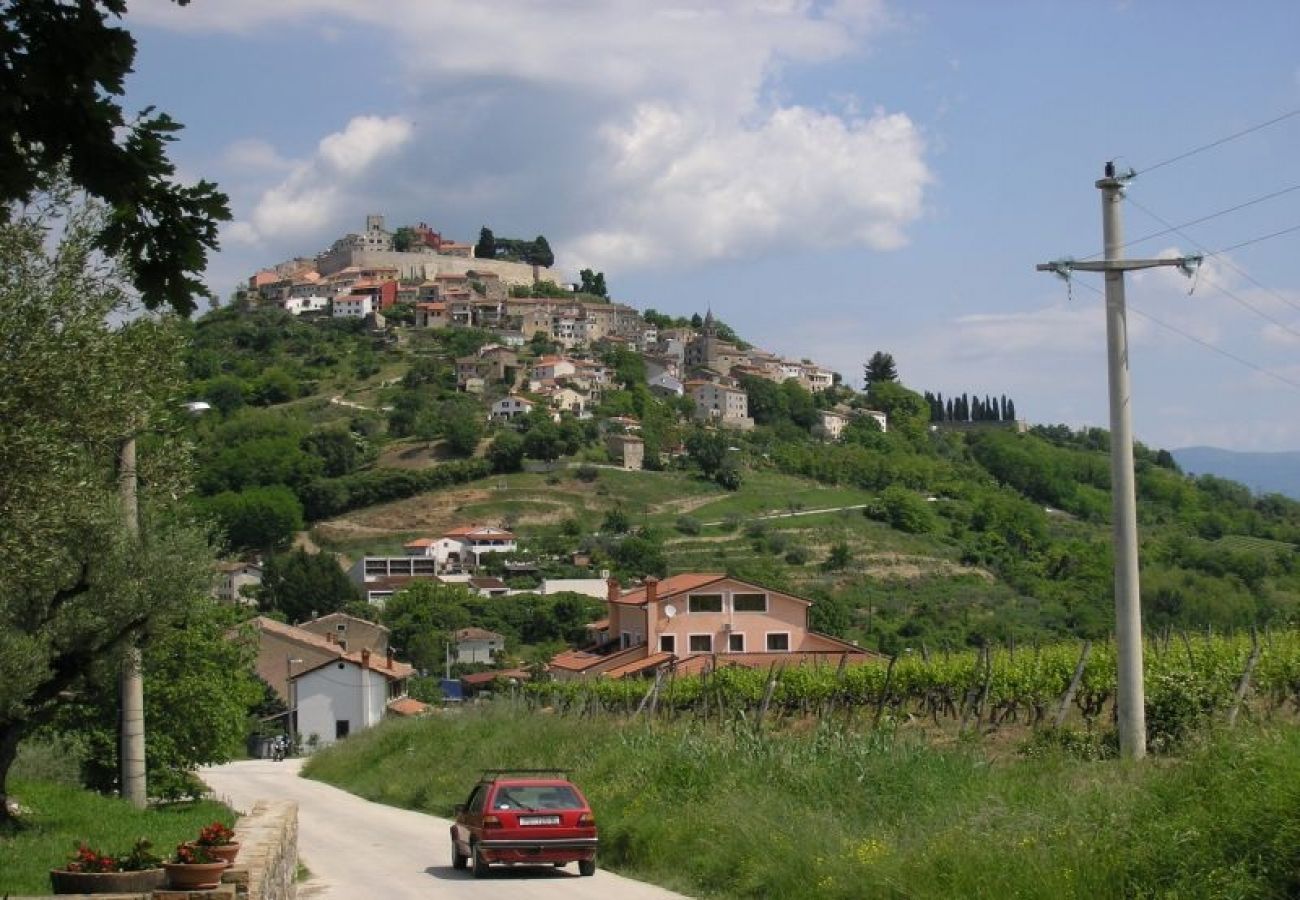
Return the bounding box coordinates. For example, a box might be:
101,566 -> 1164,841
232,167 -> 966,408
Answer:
125,1 -> 1300,452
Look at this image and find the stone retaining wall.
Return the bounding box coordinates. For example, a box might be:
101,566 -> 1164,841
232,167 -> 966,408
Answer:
220,800 -> 298,900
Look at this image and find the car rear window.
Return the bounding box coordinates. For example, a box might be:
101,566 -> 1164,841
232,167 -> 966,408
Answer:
491,785 -> 583,811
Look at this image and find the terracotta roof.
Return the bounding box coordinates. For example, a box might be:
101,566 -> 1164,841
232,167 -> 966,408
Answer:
587,618 -> 609,631
604,651 -> 675,679
461,667 -> 530,686
455,627 -> 504,641
612,573 -> 726,606
387,697 -> 431,716
673,649 -> 881,675
443,524 -> 516,540
256,617 -> 415,679
300,611 -> 389,633
468,577 -> 509,591
403,538 -> 435,548
547,643 -> 647,673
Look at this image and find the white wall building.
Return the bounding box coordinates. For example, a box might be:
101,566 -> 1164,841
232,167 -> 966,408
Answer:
490,395 -> 534,421
454,627 -> 506,664
293,648 -> 412,748
333,294 -> 374,318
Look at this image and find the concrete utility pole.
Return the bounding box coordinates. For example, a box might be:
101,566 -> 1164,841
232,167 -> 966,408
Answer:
1036,161 -> 1200,761
118,436 -> 147,808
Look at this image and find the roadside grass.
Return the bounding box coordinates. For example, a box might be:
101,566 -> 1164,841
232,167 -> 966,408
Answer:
0,779 -> 235,896
303,708 -> 1300,899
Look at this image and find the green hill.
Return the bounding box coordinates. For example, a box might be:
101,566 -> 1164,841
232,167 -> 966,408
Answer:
182,306 -> 1300,654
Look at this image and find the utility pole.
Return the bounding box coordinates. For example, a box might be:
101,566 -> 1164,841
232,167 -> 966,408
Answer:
118,436 -> 147,808
1037,162 -> 1199,760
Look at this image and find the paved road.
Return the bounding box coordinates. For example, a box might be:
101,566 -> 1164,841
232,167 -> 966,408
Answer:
203,759 -> 690,900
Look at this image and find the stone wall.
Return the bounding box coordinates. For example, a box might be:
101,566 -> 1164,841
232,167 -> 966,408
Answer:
315,248 -> 561,287
221,800 -> 298,900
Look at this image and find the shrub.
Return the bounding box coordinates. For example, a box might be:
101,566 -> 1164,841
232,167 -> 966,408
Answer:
675,516 -> 702,535
574,464 -> 600,483
784,546 -> 810,566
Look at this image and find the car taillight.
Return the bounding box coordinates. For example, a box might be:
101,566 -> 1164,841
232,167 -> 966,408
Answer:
483,815 -> 501,828
578,813 -> 595,827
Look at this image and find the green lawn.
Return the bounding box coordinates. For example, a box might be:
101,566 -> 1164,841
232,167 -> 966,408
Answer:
0,780 -> 235,896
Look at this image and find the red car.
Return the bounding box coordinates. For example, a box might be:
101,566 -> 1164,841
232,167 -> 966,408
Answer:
450,770 -> 599,878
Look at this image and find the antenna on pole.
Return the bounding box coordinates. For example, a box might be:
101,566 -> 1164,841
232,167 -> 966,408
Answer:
1034,163 -> 1200,762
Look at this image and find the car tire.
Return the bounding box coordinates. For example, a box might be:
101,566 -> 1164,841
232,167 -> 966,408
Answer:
579,858 -> 596,877
471,843 -> 489,879
451,842 -> 468,870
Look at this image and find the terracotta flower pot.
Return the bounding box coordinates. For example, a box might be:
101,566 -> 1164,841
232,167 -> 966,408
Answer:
163,860 -> 229,890
206,842 -> 240,865
49,867 -> 166,894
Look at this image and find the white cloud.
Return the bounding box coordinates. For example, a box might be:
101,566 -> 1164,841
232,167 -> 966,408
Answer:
221,138 -> 293,173
230,116 -> 413,244
134,0 -> 927,274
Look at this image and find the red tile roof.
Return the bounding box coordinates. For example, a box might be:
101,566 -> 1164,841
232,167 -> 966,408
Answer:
256,617 -> 415,680
387,697 -> 431,716
404,538 -> 435,548
461,667 -> 530,686
612,573 -> 726,606
604,651 -> 675,679
455,627 -> 504,641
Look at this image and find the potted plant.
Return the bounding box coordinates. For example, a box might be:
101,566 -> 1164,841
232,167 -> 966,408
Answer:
50,839 -> 166,894
194,819 -> 241,865
162,842 -> 228,890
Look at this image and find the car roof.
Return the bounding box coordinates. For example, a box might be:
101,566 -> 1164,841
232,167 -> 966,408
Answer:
481,777 -> 577,787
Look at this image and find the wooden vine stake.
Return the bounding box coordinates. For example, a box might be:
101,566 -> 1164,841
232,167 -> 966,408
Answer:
1227,627 -> 1261,728
1052,640 -> 1092,729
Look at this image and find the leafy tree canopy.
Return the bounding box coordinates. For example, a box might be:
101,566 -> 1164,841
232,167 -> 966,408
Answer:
1,0 -> 231,316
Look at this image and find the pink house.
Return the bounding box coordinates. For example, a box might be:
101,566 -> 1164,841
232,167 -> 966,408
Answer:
548,574 -> 879,679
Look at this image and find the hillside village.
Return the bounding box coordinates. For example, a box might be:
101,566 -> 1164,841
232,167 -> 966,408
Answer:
212,213 -> 1037,746
240,213 -> 884,439
199,212 -> 1295,756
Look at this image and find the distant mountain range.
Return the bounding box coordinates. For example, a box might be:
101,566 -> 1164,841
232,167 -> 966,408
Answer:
1172,447 -> 1300,500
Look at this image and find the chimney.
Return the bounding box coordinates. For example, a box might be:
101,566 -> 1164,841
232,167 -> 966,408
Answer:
386,647 -> 394,669
606,575 -> 620,607
644,576 -> 659,651
361,648 -> 371,669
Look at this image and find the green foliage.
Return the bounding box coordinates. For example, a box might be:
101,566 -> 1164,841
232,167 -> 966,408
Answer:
864,350 -> 898,386
579,268 -> 608,298
866,486 -> 936,534
54,603 -> 262,797
300,427 -> 363,478
198,485 -> 304,551
488,430 -> 525,473
0,0 -> 231,316
0,193 -> 218,818
297,459 -> 491,520
259,549 -> 360,622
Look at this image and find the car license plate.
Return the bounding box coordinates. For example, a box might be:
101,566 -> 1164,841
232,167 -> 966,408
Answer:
519,815 -> 561,826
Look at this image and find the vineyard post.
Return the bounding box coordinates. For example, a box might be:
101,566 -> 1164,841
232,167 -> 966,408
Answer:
1227,628 -> 1261,728
1053,641 -> 1092,729
1180,630 -> 1195,668
756,662 -> 779,731
872,655 -> 898,730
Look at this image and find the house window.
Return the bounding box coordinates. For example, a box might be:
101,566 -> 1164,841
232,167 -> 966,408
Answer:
728,633 -> 745,652
732,593 -> 767,613
659,634 -> 676,653
766,633 -> 791,652
689,634 -> 713,653
336,623 -> 346,632
621,632 -> 632,649
336,720 -> 350,739
688,594 -> 723,614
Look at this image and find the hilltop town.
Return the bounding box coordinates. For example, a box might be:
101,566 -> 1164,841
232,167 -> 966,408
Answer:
236,213 -> 885,440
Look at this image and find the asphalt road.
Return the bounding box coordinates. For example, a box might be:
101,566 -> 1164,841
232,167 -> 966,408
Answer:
203,759 -> 690,900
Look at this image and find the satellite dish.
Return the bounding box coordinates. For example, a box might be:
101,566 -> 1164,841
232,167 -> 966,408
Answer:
663,604 -> 677,619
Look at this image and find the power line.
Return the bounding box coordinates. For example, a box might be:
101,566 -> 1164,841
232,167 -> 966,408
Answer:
1071,278 -> 1300,393
1135,107 -> 1300,176
1215,221 -> 1300,255
1125,195 -> 1300,325
1082,182 -> 1300,260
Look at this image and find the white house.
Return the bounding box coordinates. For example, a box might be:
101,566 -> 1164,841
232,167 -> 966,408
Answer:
454,627 -> 506,664
531,356 -> 577,381
686,381 -> 754,430
293,647 -> 415,748
490,395 -> 534,422
333,294 -> 374,318
423,525 -> 518,572
213,561 -> 261,605
282,295 -> 330,316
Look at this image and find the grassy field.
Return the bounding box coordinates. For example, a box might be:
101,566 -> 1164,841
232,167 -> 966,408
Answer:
0,781 -> 234,896
303,708 -> 1300,899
